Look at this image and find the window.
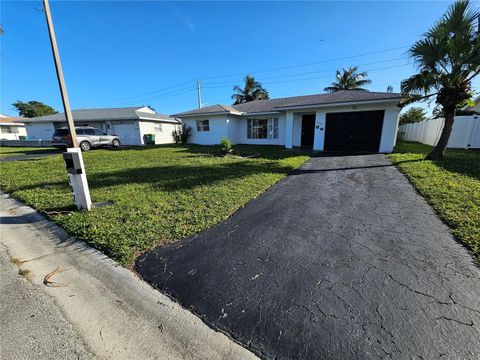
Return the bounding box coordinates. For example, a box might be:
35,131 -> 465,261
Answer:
196,120 -> 210,131
94,129 -> 107,136
76,129 -> 85,135
84,128 -> 95,135
154,124 -> 163,132
1,126 -> 19,134
247,118 -> 279,139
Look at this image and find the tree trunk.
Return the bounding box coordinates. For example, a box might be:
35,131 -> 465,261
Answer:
426,106 -> 455,160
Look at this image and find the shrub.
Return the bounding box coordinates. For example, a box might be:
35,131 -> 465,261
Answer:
220,137 -> 233,155
172,124 -> 192,144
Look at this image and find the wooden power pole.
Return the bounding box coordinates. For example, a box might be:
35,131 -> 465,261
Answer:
43,0 -> 78,148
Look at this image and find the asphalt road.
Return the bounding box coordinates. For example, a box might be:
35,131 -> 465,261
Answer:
136,154 -> 480,360
0,248 -> 94,360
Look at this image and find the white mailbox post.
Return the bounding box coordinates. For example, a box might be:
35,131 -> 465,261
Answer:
62,148 -> 92,210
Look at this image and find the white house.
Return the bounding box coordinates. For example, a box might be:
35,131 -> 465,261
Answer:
0,114 -> 27,140
174,90 -> 402,153
20,106 -> 181,146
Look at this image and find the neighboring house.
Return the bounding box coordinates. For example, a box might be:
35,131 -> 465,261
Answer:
20,107 -> 181,145
0,114 -> 27,140
399,114 -> 480,149
174,90 -> 402,153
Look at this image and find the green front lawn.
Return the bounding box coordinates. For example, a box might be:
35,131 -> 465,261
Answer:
0,146 -> 57,157
387,141 -> 479,257
0,145 -> 309,266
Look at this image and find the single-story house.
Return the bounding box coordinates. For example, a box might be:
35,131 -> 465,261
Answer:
19,106 -> 181,145
173,90 -> 402,153
0,114 -> 27,140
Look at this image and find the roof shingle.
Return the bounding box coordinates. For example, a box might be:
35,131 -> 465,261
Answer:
174,90 -> 401,117
20,107 -> 178,123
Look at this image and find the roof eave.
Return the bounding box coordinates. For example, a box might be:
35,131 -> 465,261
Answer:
239,111 -> 282,116
173,110 -> 241,118
272,98 -> 402,111
138,116 -> 180,124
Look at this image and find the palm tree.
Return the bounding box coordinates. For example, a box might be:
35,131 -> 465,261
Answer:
401,0 -> 479,160
324,66 -> 372,93
231,75 -> 269,105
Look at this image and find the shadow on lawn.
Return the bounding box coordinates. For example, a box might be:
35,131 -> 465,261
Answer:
11,161 -> 297,194
88,161 -> 295,191
106,143 -> 314,161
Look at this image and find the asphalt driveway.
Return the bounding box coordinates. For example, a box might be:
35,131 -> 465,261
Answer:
136,154 -> 480,359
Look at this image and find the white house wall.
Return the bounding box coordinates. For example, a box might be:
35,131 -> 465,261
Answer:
183,116 -> 229,145
24,122 -> 56,140
227,117 -> 242,144
292,114 -> 302,147
138,121 -> 177,145
0,125 -> 27,140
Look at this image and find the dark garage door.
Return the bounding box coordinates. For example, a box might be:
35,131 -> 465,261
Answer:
324,110 -> 384,152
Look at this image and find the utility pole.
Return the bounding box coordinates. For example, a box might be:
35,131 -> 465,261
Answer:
43,0 -> 78,147
43,0 -> 91,210
197,79 -> 202,109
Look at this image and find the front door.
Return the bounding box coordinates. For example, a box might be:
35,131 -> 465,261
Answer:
301,114 -> 316,148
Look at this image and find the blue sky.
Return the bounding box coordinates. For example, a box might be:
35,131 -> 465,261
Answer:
1,1 -> 479,116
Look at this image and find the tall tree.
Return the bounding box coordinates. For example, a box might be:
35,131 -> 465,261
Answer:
399,107 -> 427,125
231,75 -> 269,105
401,0 -> 479,160
324,66 -> 372,93
13,100 -> 58,118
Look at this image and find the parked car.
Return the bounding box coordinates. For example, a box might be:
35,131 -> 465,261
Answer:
52,126 -> 121,151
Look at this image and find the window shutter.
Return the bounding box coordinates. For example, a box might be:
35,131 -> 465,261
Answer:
247,119 -> 252,139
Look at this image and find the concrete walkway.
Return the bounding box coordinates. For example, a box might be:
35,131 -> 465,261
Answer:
137,154 -> 480,360
0,193 -> 257,360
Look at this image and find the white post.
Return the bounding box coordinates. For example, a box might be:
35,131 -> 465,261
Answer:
285,111 -> 294,149
65,148 -> 92,210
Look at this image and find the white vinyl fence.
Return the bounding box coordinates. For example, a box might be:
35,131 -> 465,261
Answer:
398,115 -> 480,149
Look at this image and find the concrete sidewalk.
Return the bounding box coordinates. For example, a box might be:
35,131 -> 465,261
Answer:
0,193 -> 257,360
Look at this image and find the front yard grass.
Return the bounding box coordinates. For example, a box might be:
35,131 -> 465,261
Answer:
387,141 -> 479,257
0,145 -> 310,266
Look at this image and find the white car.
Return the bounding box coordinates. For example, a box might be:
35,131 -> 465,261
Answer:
52,126 -> 121,151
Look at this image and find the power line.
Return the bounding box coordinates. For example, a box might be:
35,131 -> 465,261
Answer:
101,85 -> 196,105
92,45 -> 411,106
90,79 -> 195,104
202,63 -> 411,89
198,45 -> 410,81
202,57 -> 407,86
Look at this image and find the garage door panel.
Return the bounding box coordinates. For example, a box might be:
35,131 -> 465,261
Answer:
325,110 -> 384,152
